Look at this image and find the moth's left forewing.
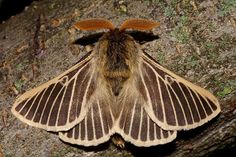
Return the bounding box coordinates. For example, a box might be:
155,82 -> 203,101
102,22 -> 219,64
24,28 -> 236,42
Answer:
11,52 -> 97,131
139,53 -> 221,131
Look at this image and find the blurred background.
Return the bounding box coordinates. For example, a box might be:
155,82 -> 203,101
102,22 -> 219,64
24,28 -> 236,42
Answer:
0,0 -> 33,22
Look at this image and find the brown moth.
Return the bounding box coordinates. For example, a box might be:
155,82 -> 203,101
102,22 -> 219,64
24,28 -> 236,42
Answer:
11,19 -> 221,147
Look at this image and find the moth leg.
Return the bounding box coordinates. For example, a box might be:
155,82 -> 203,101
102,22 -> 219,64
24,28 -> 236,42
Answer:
111,134 -> 125,148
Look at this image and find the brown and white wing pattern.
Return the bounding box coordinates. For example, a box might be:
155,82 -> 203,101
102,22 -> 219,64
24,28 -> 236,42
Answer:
11,52 -> 97,131
59,97 -> 115,146
139,53 -> 221,131
115,86 -> 177,147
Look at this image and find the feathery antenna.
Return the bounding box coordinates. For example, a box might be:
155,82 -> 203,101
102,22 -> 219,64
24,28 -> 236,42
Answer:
74,18 -> 115,31
119,19 -> 160,31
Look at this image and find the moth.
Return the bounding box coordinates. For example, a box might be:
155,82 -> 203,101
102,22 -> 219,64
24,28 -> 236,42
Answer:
11,19 -> 221,147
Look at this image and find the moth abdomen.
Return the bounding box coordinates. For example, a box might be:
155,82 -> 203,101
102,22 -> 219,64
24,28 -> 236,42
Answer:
97,29 -> 138,96
106,76 -> 128,96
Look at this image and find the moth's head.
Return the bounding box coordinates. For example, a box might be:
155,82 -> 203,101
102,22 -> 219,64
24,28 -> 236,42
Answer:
73,18 -> 160,43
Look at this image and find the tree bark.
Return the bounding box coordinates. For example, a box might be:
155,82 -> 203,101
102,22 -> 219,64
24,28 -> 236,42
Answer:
0,0 -> 235,157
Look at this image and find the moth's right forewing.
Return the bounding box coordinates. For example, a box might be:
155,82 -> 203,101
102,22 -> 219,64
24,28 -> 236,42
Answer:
11,52 -> 97,131
138,53 -> 221,131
